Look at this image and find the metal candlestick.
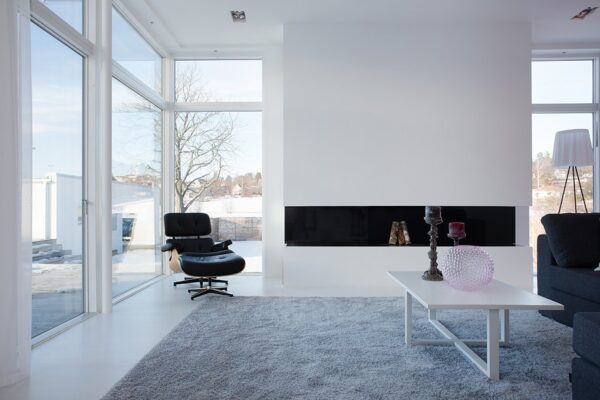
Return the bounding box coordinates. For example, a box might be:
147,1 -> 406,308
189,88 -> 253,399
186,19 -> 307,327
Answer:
448,232 -> 466,246
422,215 -> 444,281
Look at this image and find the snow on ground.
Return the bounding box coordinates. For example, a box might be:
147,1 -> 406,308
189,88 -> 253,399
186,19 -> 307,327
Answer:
33,241 -> 262,293
192,196 -> 262,217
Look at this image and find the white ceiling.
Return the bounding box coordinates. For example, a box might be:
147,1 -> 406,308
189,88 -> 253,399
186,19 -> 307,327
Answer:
121,0 -> 600,54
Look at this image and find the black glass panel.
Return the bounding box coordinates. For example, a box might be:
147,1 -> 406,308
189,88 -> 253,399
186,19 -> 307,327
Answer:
285,206 -> 515,246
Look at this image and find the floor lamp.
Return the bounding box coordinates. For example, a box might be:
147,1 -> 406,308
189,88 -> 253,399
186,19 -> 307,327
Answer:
552,129 -> 593,213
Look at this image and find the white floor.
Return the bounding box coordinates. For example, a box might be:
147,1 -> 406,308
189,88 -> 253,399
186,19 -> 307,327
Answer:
0,274 -> 402,400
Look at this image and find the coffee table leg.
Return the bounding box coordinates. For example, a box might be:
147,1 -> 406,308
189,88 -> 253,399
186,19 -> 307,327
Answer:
405,292 -> 412,346
428,309 -> 437,321
500,309 -> 509,345
487,309 -> 500,380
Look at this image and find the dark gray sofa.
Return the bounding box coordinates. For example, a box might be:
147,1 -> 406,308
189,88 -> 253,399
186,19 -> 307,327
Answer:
536,213 -> 600,400
537,213 -> 600,327
537,234 -> 600,326
572,313 -> 600,400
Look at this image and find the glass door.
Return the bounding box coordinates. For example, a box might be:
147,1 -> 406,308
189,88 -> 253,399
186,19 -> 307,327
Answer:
31,23 -> 85,337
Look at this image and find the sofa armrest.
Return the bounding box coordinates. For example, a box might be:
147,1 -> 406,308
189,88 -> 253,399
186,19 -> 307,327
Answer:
537,234 -> 557,269
537,234 -> 557,298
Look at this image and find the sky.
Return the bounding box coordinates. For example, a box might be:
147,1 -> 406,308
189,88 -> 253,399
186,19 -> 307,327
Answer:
33,4 -> 595,181
531,60 -> 594,160
31,22 -> 83,179
32,6 -> 263,180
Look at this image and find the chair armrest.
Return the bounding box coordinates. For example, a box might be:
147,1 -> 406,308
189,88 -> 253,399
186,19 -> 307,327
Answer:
212,240 -> 233,252
161,243 -> 177,252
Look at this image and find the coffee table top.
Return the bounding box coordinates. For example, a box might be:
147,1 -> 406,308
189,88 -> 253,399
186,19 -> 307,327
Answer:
388,271 -> 563,310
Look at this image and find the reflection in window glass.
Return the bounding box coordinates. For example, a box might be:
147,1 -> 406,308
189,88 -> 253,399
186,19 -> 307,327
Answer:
175,112 -> 262,272
531,113 -> 594,270
31,23 -> 84,337
42,0 -> 83,34
532,60 -> 593,104
175,60 -> 262,102
112,8 -> 162,93
112,79 -> 162,297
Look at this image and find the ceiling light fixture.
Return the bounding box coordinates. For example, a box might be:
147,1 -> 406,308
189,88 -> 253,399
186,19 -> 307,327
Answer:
571,6 -> 598,20
231,10 -> 246,23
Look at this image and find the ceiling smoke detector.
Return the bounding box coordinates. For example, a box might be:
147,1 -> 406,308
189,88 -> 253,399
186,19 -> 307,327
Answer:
571,6 -> 598,20
231,10 -> 246,23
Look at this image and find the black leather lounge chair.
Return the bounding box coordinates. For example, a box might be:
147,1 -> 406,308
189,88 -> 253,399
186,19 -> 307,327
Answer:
161,213 -> 245,299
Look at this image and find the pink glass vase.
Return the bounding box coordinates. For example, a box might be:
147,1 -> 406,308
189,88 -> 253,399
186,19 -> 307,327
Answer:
440,245 -> 494,291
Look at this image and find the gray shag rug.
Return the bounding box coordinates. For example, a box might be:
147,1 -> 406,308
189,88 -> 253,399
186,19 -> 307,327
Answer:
103,297 -> 574,400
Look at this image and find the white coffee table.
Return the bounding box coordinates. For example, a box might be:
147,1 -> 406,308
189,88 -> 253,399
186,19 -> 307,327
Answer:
387,271 -> 563,380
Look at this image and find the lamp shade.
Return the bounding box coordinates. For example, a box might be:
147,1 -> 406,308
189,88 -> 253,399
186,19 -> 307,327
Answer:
552,129 -> 593,168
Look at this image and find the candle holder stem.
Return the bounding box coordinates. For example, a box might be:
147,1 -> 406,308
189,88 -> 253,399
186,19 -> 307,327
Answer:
422,219 -> 443,281
448,233 -> 466,246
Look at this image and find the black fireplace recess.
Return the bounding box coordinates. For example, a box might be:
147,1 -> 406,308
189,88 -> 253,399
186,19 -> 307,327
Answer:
285,206 -> 516,246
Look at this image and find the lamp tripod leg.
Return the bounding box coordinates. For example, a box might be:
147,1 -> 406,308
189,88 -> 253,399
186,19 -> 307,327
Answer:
558,166 -> 571,214
573,166 -> 577,213
574,166 -> 588,213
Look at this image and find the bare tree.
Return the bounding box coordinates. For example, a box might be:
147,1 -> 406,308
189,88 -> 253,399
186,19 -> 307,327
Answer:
175,64 -> 236,212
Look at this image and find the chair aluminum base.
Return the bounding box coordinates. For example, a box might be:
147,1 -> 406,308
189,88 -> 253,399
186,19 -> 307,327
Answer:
187,278 -> 233,300
174,276 -> 228,287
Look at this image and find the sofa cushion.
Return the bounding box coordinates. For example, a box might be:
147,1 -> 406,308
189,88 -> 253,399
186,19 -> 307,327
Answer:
541,213 -> 600,267
541,264 -> 600,305
573,313 -> 600,368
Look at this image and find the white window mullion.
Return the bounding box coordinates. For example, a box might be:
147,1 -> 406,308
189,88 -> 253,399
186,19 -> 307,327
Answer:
594,101 -> 600,212
532,103 -> 598,114
173,102 -> 263,113
162,57 -> 174,275
532,55 -> 600,212
112,61 -> 166,109
96,0 -> 113,312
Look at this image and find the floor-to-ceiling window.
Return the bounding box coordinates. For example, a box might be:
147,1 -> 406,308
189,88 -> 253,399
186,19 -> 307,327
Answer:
174,60 -> 263,272
111,7 -> 164,296
30,19 -> 84,337
40,0 -> 83,33
112,79 -> 162,296
531,59 -> 598,271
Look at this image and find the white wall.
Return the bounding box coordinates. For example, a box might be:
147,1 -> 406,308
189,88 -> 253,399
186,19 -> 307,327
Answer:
284,246 -> 533,291
280,22 -> 533,289
262,46 -> 285,280
283,22 -> 532,207
0,0 -> 31,387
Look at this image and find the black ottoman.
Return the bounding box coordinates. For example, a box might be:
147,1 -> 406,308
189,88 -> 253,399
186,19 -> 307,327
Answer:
179,250 -> 246,299
181,251 -> 246,277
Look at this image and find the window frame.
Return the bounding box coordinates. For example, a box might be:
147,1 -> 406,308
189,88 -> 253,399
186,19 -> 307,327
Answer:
173,57 -> 263,113
532,58 -> 595,105
172,57 -> 264,273
109,4 -> 167,300
111,3 -> 165,97
110,77 -> 164,299
30,0 -> 93,345
531,54 -> 600,212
